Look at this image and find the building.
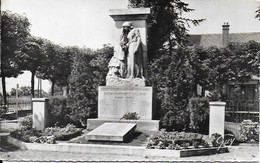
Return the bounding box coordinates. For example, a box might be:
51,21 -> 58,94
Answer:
188,23 -> 260,126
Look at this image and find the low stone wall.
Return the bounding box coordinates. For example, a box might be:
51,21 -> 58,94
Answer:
225,121 -> 240,139
0,120 -> 19,132
7,136 -> 228,158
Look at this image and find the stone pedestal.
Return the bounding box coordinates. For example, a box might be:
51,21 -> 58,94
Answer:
98,86 -> 153,120
209,102 -> 226,138
32,98 -> 49,130
88,86 -> 159,131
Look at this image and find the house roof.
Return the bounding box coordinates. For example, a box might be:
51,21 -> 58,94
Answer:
188,32 -> 260,47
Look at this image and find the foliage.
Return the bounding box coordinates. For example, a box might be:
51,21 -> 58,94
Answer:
36,41 -> 76,96
256,6 -> 260,20
10,86 -> 31,96
10,128 -> 42,142
17,36 -> 46,97
48,96 -> 71,127
0,106 -> 7,118
36,41 -> 64,95
42,124 -> 82,141
211,133 -> 224,147
149,48 -> 194,131
204,41 -> 260,93
1,11 -> 30,105
121,112 -> 140,120
146,129 -> 210,150
239,120 -> 259,142
55,46 -> 78,87
1,11 -> 30,78
128,0 -> 204,60
149,41 -> 260,131
19,114 -> 33,130
29,135 -> 56,144
10,124 -> 82,144
68,45 -> 113,127
67,49 -> 94,127
188,97 -> 209,134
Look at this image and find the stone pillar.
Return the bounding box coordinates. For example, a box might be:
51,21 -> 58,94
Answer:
209,102 -> 226,138
32,98 -> 49,130
109,8 -> 150,78
258,66 -> 260,113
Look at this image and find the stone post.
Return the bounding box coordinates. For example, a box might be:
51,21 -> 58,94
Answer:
209,102 -> 226,138
258,66 -> 260,113
32,98 -> 49,130
109,8 -> 150,78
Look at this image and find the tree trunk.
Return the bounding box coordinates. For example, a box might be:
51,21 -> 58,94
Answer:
168,35 -> 173,55
2,76 -> 7,106
31,71 -> 35,98
66,86 -> 70,95
51,80 -> 55,96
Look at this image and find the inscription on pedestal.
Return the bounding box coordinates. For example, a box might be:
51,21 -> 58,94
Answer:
98,86 -> 153,120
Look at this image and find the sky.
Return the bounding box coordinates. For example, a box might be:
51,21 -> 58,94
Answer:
1,0 -> 260,93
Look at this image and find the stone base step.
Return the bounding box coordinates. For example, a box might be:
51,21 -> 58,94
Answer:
87,118 -> 160,131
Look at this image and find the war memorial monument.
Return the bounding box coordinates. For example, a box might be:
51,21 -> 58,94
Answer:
86,8 -> 160,141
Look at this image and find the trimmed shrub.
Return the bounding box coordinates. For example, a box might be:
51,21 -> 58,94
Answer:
48,96 -> 71,127
19,114 -> 33,130
68,45 -> 113,127
160,109 -> 190,132
187,97 -> 209,134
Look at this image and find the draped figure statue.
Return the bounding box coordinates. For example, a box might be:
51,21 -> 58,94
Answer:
107,21 -> 144,80
126,26 -> 144,79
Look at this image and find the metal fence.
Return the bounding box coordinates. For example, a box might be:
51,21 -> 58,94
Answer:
0,96 -> 32,118
225,99 -> 259,138
225,100 -> 259,123
6,96 -> 32,111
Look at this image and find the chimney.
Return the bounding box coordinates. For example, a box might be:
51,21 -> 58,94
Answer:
222,22 -> 230,47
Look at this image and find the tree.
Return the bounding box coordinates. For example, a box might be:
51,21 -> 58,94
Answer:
68,48 -> 94,126
17,36 -> 45,97
68,45 -> 113,126
36,40 -> 58,96
90,44 -> 114,87
1,11 -> 30,105
128,0 -> 204,59
54,46 -> 78,94
148,47 -> 195,130
10,86 -> 31,96
128,0 -> 204,130
37,41 -> 76,96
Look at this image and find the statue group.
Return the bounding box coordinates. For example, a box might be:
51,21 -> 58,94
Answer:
108,22 -> 144,80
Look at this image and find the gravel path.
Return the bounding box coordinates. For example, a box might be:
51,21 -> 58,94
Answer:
0,135 -> 259,162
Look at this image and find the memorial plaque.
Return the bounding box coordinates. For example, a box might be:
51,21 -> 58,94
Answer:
98,86 -> 153,120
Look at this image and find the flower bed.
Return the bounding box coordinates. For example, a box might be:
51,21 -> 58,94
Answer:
239,120 -> 259,142
10,124 -> 83,144
146,130 -> 224,150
